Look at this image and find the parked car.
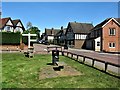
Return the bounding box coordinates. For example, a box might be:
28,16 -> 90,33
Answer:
38,40 -> 49,45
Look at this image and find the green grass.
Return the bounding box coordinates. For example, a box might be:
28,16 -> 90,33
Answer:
2,53 -> 120,88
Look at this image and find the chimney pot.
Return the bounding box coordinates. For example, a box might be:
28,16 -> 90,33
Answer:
61,26 -> 63,30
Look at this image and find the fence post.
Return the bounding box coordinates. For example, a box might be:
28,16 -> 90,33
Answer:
67,52 -> 68,56
105,62 -> 108,72
71,53 -> 73,58
77,55 -> 79,61
83,56 -> 85,63
92,58 -> 95,67
62,51 -> 64,56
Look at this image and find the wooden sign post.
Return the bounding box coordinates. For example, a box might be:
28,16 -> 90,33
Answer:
22,33 -> 37,48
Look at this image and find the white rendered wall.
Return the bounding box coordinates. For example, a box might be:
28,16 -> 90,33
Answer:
16,22 -> 22,27
48,36 -> 54,40
95,37 -> 101,51
75,34 -> 87,40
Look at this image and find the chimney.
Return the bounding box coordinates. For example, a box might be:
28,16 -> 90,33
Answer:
52,28 -> 54,30
61,26 -> 63,30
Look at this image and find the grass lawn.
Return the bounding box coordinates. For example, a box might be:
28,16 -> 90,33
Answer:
2,53 -> 120,88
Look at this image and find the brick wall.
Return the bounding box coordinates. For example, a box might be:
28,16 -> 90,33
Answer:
102,19 -> 120,52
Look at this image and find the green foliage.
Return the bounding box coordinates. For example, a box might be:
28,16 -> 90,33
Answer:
23,26 -> 40,40
22,36 -> 28,45
2,53 -> 120,88
22,30 -> 29,34
0,32 -> 21,45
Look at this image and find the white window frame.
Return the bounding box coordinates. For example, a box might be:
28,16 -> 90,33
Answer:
6,26 -> 11,32
75,34 -> 77,39
109,28 -> 116,35
109,42 -> 115,48
97,41 -> 100,46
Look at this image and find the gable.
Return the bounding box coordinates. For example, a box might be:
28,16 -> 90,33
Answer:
6,20 -> 13,26
102,18 -> 120,28
68,22 -> 93,34
16,22 -> 22,27
65,23 -> 73,35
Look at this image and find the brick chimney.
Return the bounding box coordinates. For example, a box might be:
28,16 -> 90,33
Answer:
61,26 -> 63,30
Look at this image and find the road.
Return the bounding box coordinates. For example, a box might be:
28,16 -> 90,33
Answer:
33,44 -> 120,65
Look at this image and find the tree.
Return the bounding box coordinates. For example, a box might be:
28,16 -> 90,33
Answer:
24,22 -> 40,39
26,21 -> 32,30
30,26 -> 40,39
29,27 -> 40,34
23,26 -> 40,39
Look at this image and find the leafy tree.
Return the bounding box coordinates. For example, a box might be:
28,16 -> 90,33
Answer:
23,26 -> 40,39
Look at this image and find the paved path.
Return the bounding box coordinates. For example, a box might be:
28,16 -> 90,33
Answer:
33,44 -> 48,54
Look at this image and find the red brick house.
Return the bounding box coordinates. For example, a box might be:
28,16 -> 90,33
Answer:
86,18 -> 120,53
65,22 -> 93,48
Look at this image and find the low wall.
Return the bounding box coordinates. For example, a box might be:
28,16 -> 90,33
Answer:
62,51 -> 120,78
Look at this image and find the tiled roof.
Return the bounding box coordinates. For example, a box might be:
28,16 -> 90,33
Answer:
13,19 -> 20,26
0,17 -> 25,31
69,22 -> 93,34
13,19 -> 25,30
45,28 -> 60,36
0,17 -> 12,29
55,28 -> 66,37
87,18 -> 120,40
91,18 -> 120,31
114,18 -> 120,24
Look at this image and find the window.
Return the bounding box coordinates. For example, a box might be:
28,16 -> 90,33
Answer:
97,42 -> 100,46
109,42 -> 115,48
109,28 -> 116,35
5,26 -> 11,32
75,34 -> 77,39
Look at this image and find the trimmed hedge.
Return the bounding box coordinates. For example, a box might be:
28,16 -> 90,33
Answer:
22,36 -> 28,45
0,32 -> 21,45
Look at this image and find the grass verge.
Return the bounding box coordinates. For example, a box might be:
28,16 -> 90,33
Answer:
2,53 -> 120,88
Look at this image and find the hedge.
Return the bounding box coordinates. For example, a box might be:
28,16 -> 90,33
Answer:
22,36 -> 28,45
0,32 -> 21,45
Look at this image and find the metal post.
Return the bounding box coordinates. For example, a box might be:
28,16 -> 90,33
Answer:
28,33 -> 30,48
105,62 -> 108,72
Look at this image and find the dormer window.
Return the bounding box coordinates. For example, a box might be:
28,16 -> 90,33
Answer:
109,28 -> 116,36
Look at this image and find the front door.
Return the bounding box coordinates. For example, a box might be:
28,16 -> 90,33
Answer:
95,37 -> 101,51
